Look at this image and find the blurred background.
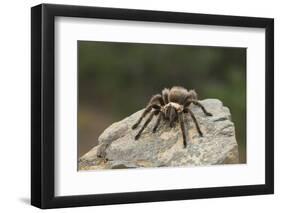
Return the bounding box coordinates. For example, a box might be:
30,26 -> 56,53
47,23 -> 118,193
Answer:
78,41 -> 246,163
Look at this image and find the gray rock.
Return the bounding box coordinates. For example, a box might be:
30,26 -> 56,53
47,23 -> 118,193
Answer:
79,99 -> 239,170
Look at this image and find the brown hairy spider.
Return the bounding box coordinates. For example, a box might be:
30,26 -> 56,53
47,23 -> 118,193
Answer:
132,86 -> 212,147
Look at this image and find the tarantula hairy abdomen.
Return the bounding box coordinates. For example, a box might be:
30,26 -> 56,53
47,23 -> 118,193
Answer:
132,86 -> 212,148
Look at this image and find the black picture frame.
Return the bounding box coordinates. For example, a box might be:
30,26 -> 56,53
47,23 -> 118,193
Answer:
31,3 -> 274,209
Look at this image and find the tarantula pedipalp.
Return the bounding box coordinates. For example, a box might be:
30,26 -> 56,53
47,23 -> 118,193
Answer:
132,86 -> 212,147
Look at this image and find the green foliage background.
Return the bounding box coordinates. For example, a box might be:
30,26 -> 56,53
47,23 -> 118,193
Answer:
78,41 -> 246,163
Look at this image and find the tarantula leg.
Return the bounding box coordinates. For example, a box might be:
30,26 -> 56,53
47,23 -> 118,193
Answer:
184,108 -> 203,137
150,94 -> 165,106
192,100 -> 212,116
169,107 -> 177,128
132,94 -> 164,130
162,88 -> 170,104
132,104 -> 160,129
132,106 -> 151,129
178,111 -> 188,148
135,111 -> 156,140
153,112 -> 163,133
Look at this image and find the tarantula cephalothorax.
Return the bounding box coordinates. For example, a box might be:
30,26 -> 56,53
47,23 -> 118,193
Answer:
132,86 -> 213,147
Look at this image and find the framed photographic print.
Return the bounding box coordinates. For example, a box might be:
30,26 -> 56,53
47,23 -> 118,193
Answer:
31,3 -> 274,209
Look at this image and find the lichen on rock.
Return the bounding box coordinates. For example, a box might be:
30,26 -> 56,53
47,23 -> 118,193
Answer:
79,99 -> 239,170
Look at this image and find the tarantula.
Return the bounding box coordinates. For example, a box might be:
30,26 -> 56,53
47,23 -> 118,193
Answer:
132,86 -> 212,147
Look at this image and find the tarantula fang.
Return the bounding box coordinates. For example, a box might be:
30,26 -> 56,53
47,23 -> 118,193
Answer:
132,86 -> 212,148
